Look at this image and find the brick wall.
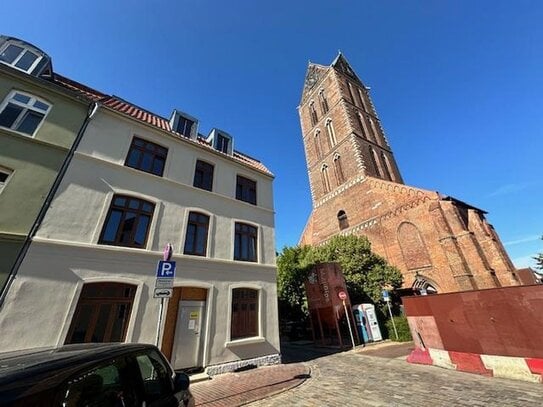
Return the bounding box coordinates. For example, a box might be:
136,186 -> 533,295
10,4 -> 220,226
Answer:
298,56 -> 519,293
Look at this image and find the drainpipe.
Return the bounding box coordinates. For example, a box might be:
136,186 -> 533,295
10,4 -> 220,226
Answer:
0,101 -> 100,309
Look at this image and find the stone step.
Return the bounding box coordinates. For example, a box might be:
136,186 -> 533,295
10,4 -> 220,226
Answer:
189,372 -> 210,384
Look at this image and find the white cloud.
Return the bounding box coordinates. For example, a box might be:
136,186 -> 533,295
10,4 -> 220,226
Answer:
504,235 -> 541,246
487,182 -> 536,197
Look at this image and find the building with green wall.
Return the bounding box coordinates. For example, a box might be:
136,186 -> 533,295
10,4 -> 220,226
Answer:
0,36 -> 91,293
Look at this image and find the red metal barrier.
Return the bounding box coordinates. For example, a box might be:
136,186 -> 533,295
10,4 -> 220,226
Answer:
403,284 -> 543,358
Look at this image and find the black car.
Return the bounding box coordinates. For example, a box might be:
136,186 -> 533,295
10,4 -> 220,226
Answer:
0,343 -> 195,407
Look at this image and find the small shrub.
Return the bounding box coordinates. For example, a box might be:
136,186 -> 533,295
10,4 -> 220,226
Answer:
385,315 -> 412,342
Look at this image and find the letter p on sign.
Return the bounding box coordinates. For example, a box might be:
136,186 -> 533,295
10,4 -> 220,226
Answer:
156,261 -> 176,278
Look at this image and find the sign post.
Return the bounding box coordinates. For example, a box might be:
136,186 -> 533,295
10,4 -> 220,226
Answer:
338,291 -> 356,350
155,244 -> 176,346
383,289 -> 398,340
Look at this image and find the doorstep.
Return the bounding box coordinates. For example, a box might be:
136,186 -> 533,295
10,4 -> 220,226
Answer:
189,372 -> 211,384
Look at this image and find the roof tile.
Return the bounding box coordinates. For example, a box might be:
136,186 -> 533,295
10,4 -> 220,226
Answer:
52,74 -> 272,176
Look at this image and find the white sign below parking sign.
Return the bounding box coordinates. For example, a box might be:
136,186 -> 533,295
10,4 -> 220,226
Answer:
154,288 -> 173,298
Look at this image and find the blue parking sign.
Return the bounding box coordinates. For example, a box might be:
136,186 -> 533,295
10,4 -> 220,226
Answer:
156,261 -> 176,278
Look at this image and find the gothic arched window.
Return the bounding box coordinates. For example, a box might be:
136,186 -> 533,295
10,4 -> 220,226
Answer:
369,146 -> 383,177
366,114 -> 376,140
319,89 -> 329,113
337,210 -> 349,230
382,152 -> 395,181
325,119 -> 337,147
368,116 -> 380,143
333,154 -> 345,185
356,113 -> 369,141
398,222 -> 432,270
314,130 -> 322,159
358,88 -> 368,112
347,82 -> 357,106
321,164 -> 331,194
309,101 -> 318,126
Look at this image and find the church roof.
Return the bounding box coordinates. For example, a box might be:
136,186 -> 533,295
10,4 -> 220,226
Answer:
300,52 -> 365,105
440,195 -> 487,214
331,52 -> 364,86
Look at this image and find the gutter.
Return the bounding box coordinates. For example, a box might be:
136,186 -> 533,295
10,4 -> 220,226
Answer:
0,101 -> 100,308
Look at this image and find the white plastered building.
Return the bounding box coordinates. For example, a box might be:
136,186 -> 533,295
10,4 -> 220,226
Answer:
0,79 -> 280,374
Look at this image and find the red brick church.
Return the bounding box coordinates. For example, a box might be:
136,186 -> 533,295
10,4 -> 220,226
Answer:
298,53 -> 519,293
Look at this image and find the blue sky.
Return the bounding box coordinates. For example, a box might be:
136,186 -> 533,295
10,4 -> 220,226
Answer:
4,1 -> 542,269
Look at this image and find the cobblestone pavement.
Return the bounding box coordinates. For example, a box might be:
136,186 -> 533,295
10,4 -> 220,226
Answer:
249,350 -> 543,407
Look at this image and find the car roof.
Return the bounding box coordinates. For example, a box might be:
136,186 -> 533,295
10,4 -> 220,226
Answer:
0,343 -> 156,401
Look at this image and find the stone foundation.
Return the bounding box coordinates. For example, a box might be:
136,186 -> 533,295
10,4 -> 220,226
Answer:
205,353 -> 281,376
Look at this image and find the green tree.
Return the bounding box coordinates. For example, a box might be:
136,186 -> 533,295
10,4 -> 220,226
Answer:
312,235 -> 403,305
276,245 -> 311,317
276,235 -> 403,320
534,236 -> 543,271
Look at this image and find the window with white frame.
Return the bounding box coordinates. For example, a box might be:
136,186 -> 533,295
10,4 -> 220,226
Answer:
0,42 -> 42,73
234,222 -> 258,262
0,91 -> 50,136
183,211 -> 210,256
0,167 -> 13,194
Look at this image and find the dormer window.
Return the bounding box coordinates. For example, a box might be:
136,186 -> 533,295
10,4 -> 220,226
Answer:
169,110 -> 198,139
177,116 -> 194,137
0,43 -> 41,73
207,128 -> 233,155
217,133 -> 229,154
0,37 -> 52,77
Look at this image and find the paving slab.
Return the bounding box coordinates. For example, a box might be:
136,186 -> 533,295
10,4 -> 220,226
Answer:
191,363 -> 310,407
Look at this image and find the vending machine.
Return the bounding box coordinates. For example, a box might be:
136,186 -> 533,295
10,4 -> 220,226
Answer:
352,304 -> 370,343
361,303 -> 382,342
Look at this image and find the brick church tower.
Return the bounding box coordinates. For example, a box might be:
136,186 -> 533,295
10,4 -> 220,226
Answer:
298,53 -> 519,293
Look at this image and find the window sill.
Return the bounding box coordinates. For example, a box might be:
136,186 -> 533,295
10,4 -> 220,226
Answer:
0,125 -> 35,139
225,336 -> 265,347
233,258 -> 258,263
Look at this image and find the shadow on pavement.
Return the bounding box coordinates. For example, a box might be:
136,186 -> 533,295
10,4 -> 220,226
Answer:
281,339 -> 415,363
280,339 -> 349,364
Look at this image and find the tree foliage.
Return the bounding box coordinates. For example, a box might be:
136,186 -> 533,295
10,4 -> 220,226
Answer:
534,236 -> 543,271
276,245 -> 312,318
277,235 -> 403,320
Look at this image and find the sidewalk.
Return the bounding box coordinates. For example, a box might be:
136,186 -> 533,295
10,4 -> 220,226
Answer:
191,363 -> 310,407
